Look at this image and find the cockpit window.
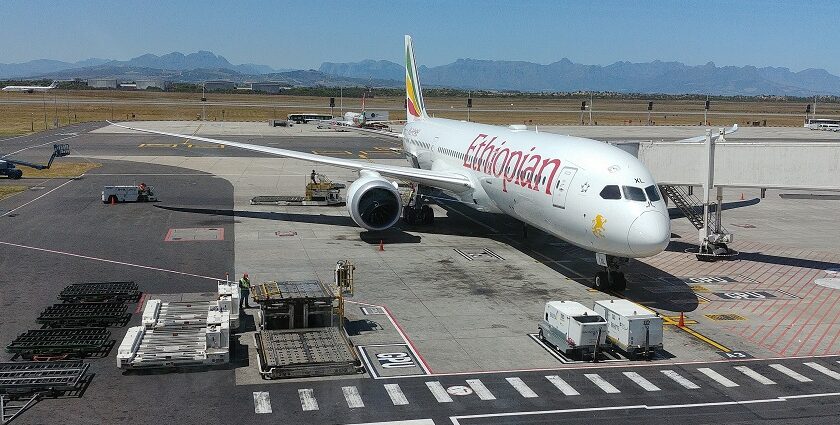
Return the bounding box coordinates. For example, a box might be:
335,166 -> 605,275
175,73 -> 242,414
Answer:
599,185 -> 622,200
645,185 -> 661,202
622,186 -> 647,202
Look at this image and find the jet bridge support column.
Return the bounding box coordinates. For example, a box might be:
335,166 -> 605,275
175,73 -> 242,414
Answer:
696,128 -> 736,261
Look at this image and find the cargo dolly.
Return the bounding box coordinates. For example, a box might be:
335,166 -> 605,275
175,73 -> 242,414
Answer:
6,328 -> 113,360
58,281 -> 140,303
36,302 -> 130,328
255,328 -> 360,379
0,360 -> 90,424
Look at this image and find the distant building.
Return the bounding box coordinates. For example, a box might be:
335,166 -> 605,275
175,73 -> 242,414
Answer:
87,78 -> 118,89
203,80 -> 235,91
136,79 -> 169,90
249,82 -> 284,94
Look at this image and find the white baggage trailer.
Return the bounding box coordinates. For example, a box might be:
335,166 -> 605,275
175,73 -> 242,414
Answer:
538,301 -> 607,360
594,299 -> 663,359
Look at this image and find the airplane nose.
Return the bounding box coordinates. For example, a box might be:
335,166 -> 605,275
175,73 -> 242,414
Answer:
627,211 -> 670,256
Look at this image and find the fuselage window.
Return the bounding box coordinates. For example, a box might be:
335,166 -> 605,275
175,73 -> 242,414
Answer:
599,185 -> 622,200
622,186 -> 647,202
645,185 -> 661,202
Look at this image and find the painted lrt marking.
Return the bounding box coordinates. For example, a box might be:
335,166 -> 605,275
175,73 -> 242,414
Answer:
698,368 -> 739,387
623,371 -> 661,391
734,366 -> 776,385
584,374 -> 621,394
252,391 -> 272,414
804,362 -> 840,380
298,388 -> 319,411
384,383 -> 410,406
769,364 -> 812,382
465,379 -> 496,400
545,375 -> 580,396
343,386 -> 365,408
661,370 -> 700,389
506,377 -> 539,398
425,381 -> 453,403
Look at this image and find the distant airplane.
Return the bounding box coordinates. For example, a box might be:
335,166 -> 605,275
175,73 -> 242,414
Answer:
315,94 -> 392,129
110,35 -> 691,292
2,81 -> 58,93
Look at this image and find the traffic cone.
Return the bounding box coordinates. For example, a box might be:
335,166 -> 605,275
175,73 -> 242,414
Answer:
678,312 -> 685,327
740,192 -> 744,200
378,240 -> 384,251
110,196 -> 115,205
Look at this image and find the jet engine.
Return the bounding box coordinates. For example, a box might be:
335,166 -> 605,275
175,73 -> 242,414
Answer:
346,170 -> 403,231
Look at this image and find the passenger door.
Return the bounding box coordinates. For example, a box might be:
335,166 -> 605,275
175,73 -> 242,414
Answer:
551,166 -> 578,209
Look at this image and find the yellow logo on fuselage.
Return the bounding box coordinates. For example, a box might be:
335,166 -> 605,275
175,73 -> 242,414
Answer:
592,214 -> 607,238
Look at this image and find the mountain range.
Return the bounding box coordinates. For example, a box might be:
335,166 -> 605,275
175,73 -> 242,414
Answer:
3,51 -> 840,96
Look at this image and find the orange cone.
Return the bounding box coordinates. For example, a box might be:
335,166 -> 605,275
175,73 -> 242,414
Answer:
678,312 -> 685,327
110,196 -> 115,205
740,192 -> 744,200
378,240 -> 384,251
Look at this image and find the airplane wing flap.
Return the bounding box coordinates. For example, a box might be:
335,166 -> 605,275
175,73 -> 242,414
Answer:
107,121 -> 471,193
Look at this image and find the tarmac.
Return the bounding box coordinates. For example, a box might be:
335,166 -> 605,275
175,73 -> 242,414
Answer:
0,121 -> 839,424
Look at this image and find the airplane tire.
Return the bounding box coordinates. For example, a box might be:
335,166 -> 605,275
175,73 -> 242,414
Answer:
612,272 -> 627,291
538,328 -> 545,341
421,205 -> 434,225
403,208 -> 416,224
11,170 -> 23,179
594,271 -> 610,291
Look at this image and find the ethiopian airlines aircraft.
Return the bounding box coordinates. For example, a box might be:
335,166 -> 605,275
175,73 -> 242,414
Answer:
1,81 -> 57,93
111,35 -> 674,291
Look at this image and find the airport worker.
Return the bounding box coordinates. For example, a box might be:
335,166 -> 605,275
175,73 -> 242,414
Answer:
239,273 -> 252,309
310,169 -> 317,184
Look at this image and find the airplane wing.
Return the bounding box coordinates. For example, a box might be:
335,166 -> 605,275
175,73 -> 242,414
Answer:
330,124 -> 403,139
107,121 -> 471,193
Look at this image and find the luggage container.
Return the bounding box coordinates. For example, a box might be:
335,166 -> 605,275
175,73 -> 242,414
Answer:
594,299 -> 663,359
538,301 -> 607,360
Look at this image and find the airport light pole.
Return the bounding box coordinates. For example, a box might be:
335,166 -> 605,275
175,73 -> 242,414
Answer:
704,97 -> 710,126
467,91 -> 472,122
588,93 -> 593,125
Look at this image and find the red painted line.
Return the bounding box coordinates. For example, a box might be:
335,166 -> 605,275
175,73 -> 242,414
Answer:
763,268 -> 816,324
770,283 -> 828,354
0,240 -> 221,281
755,265 -> 800,316
822,323 -> 840,356
791,290 -> 840,356
134,293 -> 147,314
164,228 -> 175,242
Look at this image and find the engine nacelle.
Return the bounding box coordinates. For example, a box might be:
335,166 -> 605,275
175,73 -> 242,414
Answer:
346,170 -> 403,231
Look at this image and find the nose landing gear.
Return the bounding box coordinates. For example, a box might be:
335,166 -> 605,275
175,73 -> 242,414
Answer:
594,253 -> 628,291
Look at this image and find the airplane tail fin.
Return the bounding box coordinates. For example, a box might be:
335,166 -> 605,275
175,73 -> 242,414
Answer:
404,35 -> 428,122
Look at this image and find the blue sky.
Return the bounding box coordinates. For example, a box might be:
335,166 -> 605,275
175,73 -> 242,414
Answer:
1,0 -> 839,74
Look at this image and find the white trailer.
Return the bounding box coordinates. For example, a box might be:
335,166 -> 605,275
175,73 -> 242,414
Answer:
538,301 -> 607,360
594,299 -> 663,359
102,184 -> 157,203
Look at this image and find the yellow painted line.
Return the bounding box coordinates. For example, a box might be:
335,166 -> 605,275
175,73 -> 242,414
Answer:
660,315 -> 730,352
312,150 -> 354,156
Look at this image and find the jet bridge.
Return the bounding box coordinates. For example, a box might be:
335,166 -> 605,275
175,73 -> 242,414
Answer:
621,129 -> 840,260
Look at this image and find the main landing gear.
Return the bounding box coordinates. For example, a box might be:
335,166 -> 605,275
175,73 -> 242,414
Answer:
594,253 -> 628,291
402,185 -> 434,225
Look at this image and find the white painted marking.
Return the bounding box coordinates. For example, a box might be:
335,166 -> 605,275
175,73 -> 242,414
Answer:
343,386 -> 365,408
661,370 -> 700,389
252,391 -> 272,414
769,364 -> 812,382
341,420 -> 435,425
584,373 -> 621,394
446,386 -> 473,396
447,393 -> 840,423
384,383 -> 409,406
734,366 -> 776,385
2,178 -> 76,217
623,371 -> 661,391
545,375 -> 580,396
465,379 -> 496,400
298,388 -> 319,411
804,362 -> 840,380
506,377 -> 538,398
698,367 -> 739,387
425,381 -> 453,403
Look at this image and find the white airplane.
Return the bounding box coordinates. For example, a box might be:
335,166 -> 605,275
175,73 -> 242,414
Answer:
315,94 -> 391,129
1,81 -> 57,93
110,35 -> 677,291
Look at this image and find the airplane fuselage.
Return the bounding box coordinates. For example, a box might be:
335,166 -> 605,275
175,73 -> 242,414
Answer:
402,118 -> 671,258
